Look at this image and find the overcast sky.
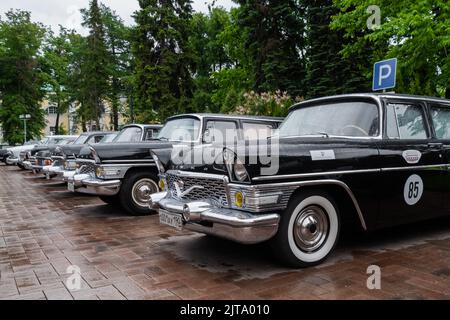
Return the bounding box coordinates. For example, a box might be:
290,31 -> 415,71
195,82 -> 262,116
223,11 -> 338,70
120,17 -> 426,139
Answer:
0,0 -> 236,34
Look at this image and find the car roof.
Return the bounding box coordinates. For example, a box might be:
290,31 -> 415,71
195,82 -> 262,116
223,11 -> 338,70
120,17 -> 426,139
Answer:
79,131 -> 115,136
290,93 -> 450,111
167,114 -> 284,122
123,124 -> 163,129
45,135 -> 78,139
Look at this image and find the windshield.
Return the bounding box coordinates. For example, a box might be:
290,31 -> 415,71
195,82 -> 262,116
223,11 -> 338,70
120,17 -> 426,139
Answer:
99,133 -> 117,143
57,139 -> 74,145
279,101 -> 380,138
73,135 -> 88,144
158,118 -> 200,142
114,127 -> 142,143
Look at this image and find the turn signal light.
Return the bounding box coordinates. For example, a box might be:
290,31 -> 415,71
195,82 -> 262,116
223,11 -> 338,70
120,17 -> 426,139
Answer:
234,191 -> 245,208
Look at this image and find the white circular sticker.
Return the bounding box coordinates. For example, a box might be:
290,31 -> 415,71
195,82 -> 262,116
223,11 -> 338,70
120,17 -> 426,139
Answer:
404,174 -> 424,206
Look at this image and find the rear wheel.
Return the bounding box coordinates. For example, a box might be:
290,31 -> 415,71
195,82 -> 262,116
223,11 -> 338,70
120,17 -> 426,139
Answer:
271,191 -> 340,268
119,171 -> 159,216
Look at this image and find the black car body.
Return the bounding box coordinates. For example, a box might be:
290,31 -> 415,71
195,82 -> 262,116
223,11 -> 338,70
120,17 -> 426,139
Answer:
61,125 -> 161,183
69,114 -> 282,215
150,94 -> 450,267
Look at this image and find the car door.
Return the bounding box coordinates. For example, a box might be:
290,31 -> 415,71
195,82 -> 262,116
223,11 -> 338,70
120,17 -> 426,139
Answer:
377,100 -> 445,227
429,102 -> 450,214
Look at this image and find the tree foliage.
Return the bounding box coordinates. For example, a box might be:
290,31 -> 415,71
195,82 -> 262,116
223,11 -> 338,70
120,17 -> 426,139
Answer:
0,10 -> 47,144
331,0 -> 450,97
132,0 -> 195,123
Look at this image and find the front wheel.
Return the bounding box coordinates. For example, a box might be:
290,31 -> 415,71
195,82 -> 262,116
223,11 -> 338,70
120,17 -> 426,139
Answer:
271,191 -> 340,268
119,171 -> 159,216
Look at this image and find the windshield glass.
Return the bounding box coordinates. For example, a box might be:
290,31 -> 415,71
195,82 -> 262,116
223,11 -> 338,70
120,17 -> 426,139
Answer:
114,127 -> 142,142
73,135 -> 88,144
158,118 -> 200,142
279,101 -> 380,138
99,133 -> 117,143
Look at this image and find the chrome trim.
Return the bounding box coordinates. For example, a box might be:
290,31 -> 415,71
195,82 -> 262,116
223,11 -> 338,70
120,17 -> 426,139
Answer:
167,170 -> 227,181
155,196 -> 280,244
102,159 -> 155,164
253,168 -> 381,181
229,179 -> 368,231
380,164 -> 447,172
101,163 -> 156,168
253,164 -> 450,181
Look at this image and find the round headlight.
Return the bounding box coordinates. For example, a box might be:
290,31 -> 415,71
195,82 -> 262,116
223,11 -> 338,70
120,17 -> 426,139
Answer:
233,158 -> 249,182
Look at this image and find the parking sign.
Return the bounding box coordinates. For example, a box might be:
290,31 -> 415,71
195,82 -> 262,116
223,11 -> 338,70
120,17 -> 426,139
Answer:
373,58 -> 397,91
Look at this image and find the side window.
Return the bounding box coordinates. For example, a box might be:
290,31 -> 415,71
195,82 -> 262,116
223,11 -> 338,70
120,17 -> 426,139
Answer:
386,103 -> 428,139
204,121 -> 238,144
430,105 -> 450,139
144,129 -> 154,141
86,136 -> 103,144
243,122 -> 273,140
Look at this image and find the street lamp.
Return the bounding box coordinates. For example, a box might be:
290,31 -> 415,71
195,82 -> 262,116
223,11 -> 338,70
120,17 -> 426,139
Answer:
19,114 -> 31,144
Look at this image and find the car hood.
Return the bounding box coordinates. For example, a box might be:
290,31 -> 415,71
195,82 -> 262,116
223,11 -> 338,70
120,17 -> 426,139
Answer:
55,144 -> 85,157
79,141 -> 174,162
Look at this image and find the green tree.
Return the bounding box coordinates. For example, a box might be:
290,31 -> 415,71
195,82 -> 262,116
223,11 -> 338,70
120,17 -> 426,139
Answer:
132,0 -> 195,122
331,0 -> 450,97
101,4 -> 132,130
42,27 -> 73,135
81,0 -> 110,129
305,0 -> 369,98
234,0 -> 308,97
0,10 -> 46,144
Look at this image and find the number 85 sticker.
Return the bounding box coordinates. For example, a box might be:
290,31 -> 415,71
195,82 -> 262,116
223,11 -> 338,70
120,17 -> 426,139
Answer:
404,174 -> 424,206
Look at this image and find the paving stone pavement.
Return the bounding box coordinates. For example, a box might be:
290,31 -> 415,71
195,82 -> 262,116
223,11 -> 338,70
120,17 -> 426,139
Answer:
1,164 -> 450,300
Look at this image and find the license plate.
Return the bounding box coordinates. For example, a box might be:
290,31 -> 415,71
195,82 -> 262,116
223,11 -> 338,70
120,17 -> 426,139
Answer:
68,182 -> 75,192
159,210 -> 183,230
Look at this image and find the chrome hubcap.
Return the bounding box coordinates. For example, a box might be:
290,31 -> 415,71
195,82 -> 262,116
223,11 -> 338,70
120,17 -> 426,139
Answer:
132,179 -> 158,208
293,205 -> 329,253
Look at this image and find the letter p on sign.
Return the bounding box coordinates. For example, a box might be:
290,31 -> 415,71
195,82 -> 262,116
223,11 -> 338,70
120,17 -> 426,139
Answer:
373,58 -> 397,91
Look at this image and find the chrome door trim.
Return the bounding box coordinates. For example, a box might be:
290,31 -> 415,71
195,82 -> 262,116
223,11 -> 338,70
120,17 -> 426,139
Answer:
253,169 -> 381,182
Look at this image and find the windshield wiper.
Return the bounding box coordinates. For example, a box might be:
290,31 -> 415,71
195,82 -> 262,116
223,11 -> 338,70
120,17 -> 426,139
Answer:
316,132 -> 330,138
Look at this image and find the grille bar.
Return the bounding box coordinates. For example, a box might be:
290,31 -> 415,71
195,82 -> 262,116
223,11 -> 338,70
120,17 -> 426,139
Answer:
165,171 -> 229,207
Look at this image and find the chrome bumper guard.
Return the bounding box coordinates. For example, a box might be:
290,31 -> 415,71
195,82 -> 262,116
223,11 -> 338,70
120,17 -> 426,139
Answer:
68,173 -> 121,196
150,193 -> 280,244
6,157 -> 18,165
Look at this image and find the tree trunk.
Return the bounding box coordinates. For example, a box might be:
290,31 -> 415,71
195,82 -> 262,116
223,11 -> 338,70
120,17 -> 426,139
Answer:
55,97 -> 60,135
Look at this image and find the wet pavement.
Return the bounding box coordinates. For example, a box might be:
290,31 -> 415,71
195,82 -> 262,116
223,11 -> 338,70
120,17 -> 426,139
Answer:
0,164 -> 450,300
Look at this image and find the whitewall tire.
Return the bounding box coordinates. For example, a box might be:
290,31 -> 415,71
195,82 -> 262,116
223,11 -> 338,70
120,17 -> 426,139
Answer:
272,191 -> 340,267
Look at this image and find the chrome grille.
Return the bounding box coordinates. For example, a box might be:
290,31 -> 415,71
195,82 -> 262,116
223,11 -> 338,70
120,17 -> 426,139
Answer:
78,161 -> 96,174
165,172 -> 229,207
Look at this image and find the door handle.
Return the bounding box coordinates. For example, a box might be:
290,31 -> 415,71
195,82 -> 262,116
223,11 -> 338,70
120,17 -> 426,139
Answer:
428,142 -> 443,149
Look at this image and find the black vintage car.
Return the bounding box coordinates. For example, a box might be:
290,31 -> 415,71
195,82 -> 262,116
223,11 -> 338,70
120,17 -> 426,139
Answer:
151,93 -> 450,267
70,114 -> 282,216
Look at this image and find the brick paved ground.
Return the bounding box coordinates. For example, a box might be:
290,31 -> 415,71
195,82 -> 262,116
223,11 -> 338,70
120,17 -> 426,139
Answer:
0,164 -> 450,300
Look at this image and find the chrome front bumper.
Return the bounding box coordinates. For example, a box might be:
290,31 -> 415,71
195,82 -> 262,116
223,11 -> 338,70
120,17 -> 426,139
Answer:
150,193 -> 280,244
68,173 -> 121,196
6,157 -> 18,165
